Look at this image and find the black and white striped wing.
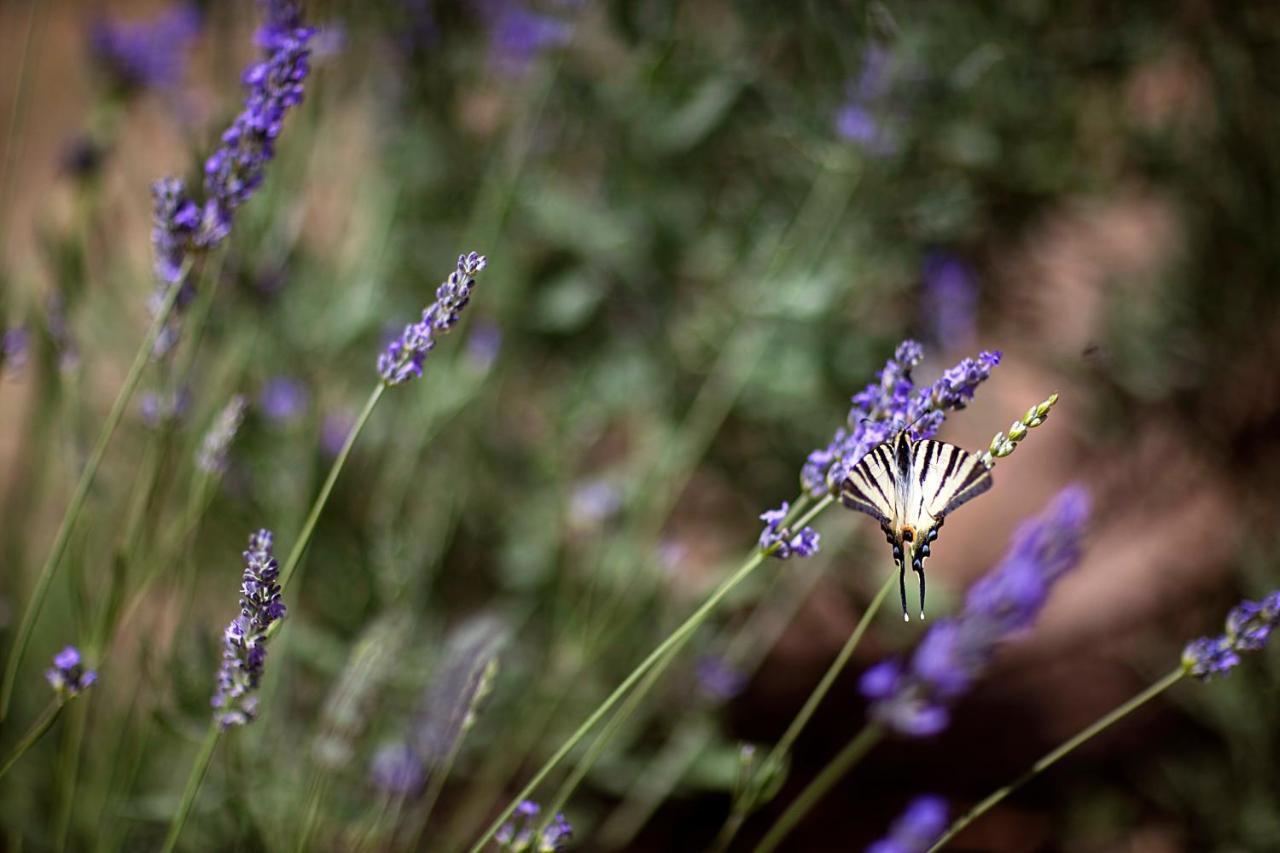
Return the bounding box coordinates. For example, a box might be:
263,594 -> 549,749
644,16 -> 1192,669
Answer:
912,439 -> 994,522
838,441 -> 898,525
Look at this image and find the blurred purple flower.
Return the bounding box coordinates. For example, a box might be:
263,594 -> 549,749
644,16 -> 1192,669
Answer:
569,478 -> 622,528
139,387 -> 192,428
868,796 -> 947,853
465,318 -> 503,373
696,656 -> 746,702
1182,591 -> 1280,680
320,408 -> 355,458
922,251 -> 978,352
496,800 -> 572,851
835,44 -> 898,156
259,376 -> 309,423
378,252 -> 488,385
861,486 -> 1090,737
89,3 -> 200,95
803,341 -> 1001,499
45,645 -> 97,697
212,529 -> 286,728
758,501 -> 820,559
1,325 -> 28,374
475,0 -> 572,76
369,742 -> 424,796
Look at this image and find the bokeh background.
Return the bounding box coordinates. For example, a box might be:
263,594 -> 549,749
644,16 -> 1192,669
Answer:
1,1 -> 1279,850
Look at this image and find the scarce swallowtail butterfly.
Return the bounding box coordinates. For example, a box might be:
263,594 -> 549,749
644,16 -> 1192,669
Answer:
839,429 -> 993,621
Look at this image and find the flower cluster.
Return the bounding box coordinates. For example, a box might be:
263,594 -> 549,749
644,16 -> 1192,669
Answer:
922,251 -> 978,352
801,341 -> 1002,498
1182,592 -> 1280,680
147,1 -> 314,340
1,325 -> 27,374
835,44 -> 897,155
378,252 -> 488,385
476,0 -> 573,77
196,395 -> 247,475
758,502 -> 820,559
45,646 -> 97,698
369,742 -> 425,796
495,801 -> 572,852
868,796 -> 948,853
212,530 -> 286,728
861,486 -> 1089,736
89,3 -> 199,95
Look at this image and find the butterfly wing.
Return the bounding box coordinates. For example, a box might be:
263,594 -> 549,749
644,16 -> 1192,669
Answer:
838,439 -> 899,525
914,439 -> 994,522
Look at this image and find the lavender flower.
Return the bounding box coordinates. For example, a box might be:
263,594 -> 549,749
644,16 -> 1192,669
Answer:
45,646 -> 97,698
1,325 -> 28,374
259,376 -> 309,423
90,4 -> 200,95
477,0 -> 573,77
196,395 -> 247,475
211,530 -> 286,728
861,486 -> 1090,736
835,44 -> 898,155
320,408 -> 355,458
369,742 -> 425,796
139,387 -> 192,428
922,251 -> 978,352
868,796 -> 947,853
377,252 -> 488,385
758,502 -> 820,559
414,616 -> 505,766
146,1 -> 314,340
696,656 -> 747,702
1182,591 -> 1280,680
802,341 -> 1002,498
495,800 -> 573,851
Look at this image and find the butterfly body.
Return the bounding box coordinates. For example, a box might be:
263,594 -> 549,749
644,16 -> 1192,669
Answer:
840,430 -> 993,620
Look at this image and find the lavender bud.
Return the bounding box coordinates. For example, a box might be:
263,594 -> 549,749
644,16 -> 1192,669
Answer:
377,252 -> 488,386
196,395 -> 247,475
45,646 -> 97,698
211,529 -> 285,727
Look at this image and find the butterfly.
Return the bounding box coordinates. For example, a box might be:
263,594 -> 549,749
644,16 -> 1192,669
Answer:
839,428 -> 993,621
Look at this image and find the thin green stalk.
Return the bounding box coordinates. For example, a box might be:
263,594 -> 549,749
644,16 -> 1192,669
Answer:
0,0 -> 47,260
0,272 -> 187,722
927,668 -> 1185,852
406,720 -> 470,850
0,699 -> 63,780
278,382 -> 385,592
466,549 -> 773,853
753,724 -> 885,853
53,695 -> 88,850
714,569 -> 896,852
536,641 -> 681,837
294,773 -> 331,853
161,723 -> 221,853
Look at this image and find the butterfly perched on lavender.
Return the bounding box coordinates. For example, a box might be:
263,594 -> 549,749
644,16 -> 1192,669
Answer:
839,429 -> 993,621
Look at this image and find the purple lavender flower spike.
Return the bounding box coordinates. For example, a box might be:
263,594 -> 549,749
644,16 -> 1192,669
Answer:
211,529 -> 286,728
259,376 -> 309,423
477,0 -> 573,77
1,325 -> 28,374
868,796 -> 948,853
758,502 -> 820,559
1182,590 -> 1280,680
495,799 -> 573,851
863,486 -> 1090,737
801,341 -> 1001,498
378,252 -> 488,386
90,3 -> 200,95
922,251 -> 979,352
45,646 -> 97,698
369,743 -> 425,796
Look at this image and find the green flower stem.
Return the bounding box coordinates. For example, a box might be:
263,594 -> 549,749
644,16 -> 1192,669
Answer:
0,269 -> 189,723
753,724 -> 885,853
714,569 -> 896,852
293,773 -> 331,853
927,667 -> 1185,852
0,698 -> 64,781
278,381 -> 385,592
535,640 -> 682,837
166,380 -> 388,850
468,495 -> 836,853
161,722 -> 221,853
53,694 -> 88,851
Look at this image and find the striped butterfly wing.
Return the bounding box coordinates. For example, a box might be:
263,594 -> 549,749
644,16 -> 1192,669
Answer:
911,438 -> 994,524
838,439 -> 899,525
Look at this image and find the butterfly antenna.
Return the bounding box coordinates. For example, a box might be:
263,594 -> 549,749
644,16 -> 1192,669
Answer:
898,559 -> 909,622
